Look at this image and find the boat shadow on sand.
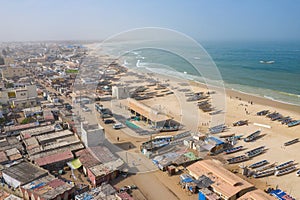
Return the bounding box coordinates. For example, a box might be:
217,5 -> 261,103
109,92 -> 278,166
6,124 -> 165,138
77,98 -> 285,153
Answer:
251,133 -> 267,141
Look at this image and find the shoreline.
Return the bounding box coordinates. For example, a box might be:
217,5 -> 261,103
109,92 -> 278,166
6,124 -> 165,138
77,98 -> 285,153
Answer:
130,65 -> 300,115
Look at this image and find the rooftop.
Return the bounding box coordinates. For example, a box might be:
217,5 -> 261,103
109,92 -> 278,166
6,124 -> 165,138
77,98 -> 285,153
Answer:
23,137 -> 39,150
29,143 -> 84,160
22,175 -> 74,199
90,159 -> 124,177
89,146 -> 120,164
187,159 -> 254,199
35,150 -> 74,167
35,129 -> 73,143
75,149 -> 101,168
0,151 -> 8,163
28,135 -> 81,155
75,183 -> 117,200
2,161 -> 48,187
128,98 -> 169,122
20,124 -> 55,139
237,189 -> 276,200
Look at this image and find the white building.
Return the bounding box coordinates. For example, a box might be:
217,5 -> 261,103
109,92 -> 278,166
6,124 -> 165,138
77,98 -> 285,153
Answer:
80,122 -> 105,147
111,86 -> 129,99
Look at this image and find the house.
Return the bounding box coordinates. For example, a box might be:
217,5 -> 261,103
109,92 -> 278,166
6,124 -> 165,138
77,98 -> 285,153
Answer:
0,151 -> 9,165
2,161 -> 48,188
80,122 -> 105,147
187,159 -> 255,200
76,146 -> 124,187
111,86 -> 129,99
75,149 -> 101,175
1,66 -> 27,80
0,84 -> 37,108
21,175 -> 75,200
34,150 -> 74,170
75,183 -> 117,200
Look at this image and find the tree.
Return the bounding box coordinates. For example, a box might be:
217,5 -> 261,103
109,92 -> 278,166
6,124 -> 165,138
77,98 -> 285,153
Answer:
21,117 -> 35,124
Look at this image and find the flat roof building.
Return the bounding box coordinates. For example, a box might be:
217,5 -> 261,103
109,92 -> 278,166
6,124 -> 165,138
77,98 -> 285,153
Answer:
0,85 -> 37,108
34,150 -> 74,170
21,175 -> 75,200
128,98 -> 169,124
2,161 -> 48,188
20,124 -> 55,139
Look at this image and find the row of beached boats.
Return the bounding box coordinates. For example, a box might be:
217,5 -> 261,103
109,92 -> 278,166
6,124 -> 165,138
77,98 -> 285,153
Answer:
252,160 -> 299,178
257,110 -> 300,127
226,146 -> 266,164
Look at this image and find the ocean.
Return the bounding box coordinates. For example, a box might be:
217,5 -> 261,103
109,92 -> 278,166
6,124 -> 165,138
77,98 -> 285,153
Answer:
100,40 -> 300,106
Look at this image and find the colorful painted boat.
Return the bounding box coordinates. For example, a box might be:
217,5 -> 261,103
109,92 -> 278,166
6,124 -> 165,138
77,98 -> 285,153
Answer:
284,138 -> 299,146
253,169 -> 275,178
227,155 -> 249,164
275,160 -> 294,170
275,165 -> 297,176
249,160 -> 268,169
224,146 -> 243,154
287,120 -> 300,127
255,163 -> 276,172
245,146 -> 265,158
244,130 -> 261,142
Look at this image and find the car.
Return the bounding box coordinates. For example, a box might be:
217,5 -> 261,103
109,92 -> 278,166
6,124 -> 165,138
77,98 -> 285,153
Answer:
104,119 -> 115,124
5,121 -> 14,126
113,123 -> 124,129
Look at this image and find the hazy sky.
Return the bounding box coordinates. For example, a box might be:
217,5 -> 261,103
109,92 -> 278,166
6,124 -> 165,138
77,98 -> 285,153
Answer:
1,0 -> 300,42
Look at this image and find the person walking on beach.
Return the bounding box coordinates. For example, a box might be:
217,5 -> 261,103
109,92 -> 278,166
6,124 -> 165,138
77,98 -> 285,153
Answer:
117,137 -> 119,142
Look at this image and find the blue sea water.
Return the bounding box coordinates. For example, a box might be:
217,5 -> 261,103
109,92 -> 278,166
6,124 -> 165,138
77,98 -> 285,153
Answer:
102,40 -> 300,106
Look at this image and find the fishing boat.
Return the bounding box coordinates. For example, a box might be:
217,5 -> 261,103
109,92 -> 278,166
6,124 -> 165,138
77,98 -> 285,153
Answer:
244,130 -> 261,142
226,135 -> 243,143
284,138 -> 299,146
219,133 -> 235,138
249,160 -> 268,169
227,155 -> 249,164
275,165 -> 297,176
224,146 -> 243,154
275,160 -> 294,170
255,163 -> 276,172
287,120 -> 300,127
257,110 -> 269,116
253,169 -> 275,178
297,170 -> 300,176
209,124 -> 227,134
233,120 -> 248,126
266,112 -> 279,119
245,146 -> 265,158
281,117 -> 292,125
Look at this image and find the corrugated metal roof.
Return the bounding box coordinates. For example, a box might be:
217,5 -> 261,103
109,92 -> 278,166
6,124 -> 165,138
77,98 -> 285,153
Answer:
35,150 -> 73,166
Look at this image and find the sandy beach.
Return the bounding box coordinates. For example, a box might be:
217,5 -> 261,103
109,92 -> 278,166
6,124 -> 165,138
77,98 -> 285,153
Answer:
87,44 -> 300,199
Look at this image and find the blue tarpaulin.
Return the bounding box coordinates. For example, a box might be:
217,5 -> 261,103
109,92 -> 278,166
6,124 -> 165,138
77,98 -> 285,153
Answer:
269,189 -> 295,200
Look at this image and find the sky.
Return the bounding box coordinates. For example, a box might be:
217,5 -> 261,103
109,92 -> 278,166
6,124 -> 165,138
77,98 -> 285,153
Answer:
1,0 -> 300,42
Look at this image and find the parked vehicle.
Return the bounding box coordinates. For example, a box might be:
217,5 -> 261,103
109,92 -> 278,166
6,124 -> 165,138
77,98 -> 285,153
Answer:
104,119 -> 115,124
113,123 -> 124,129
